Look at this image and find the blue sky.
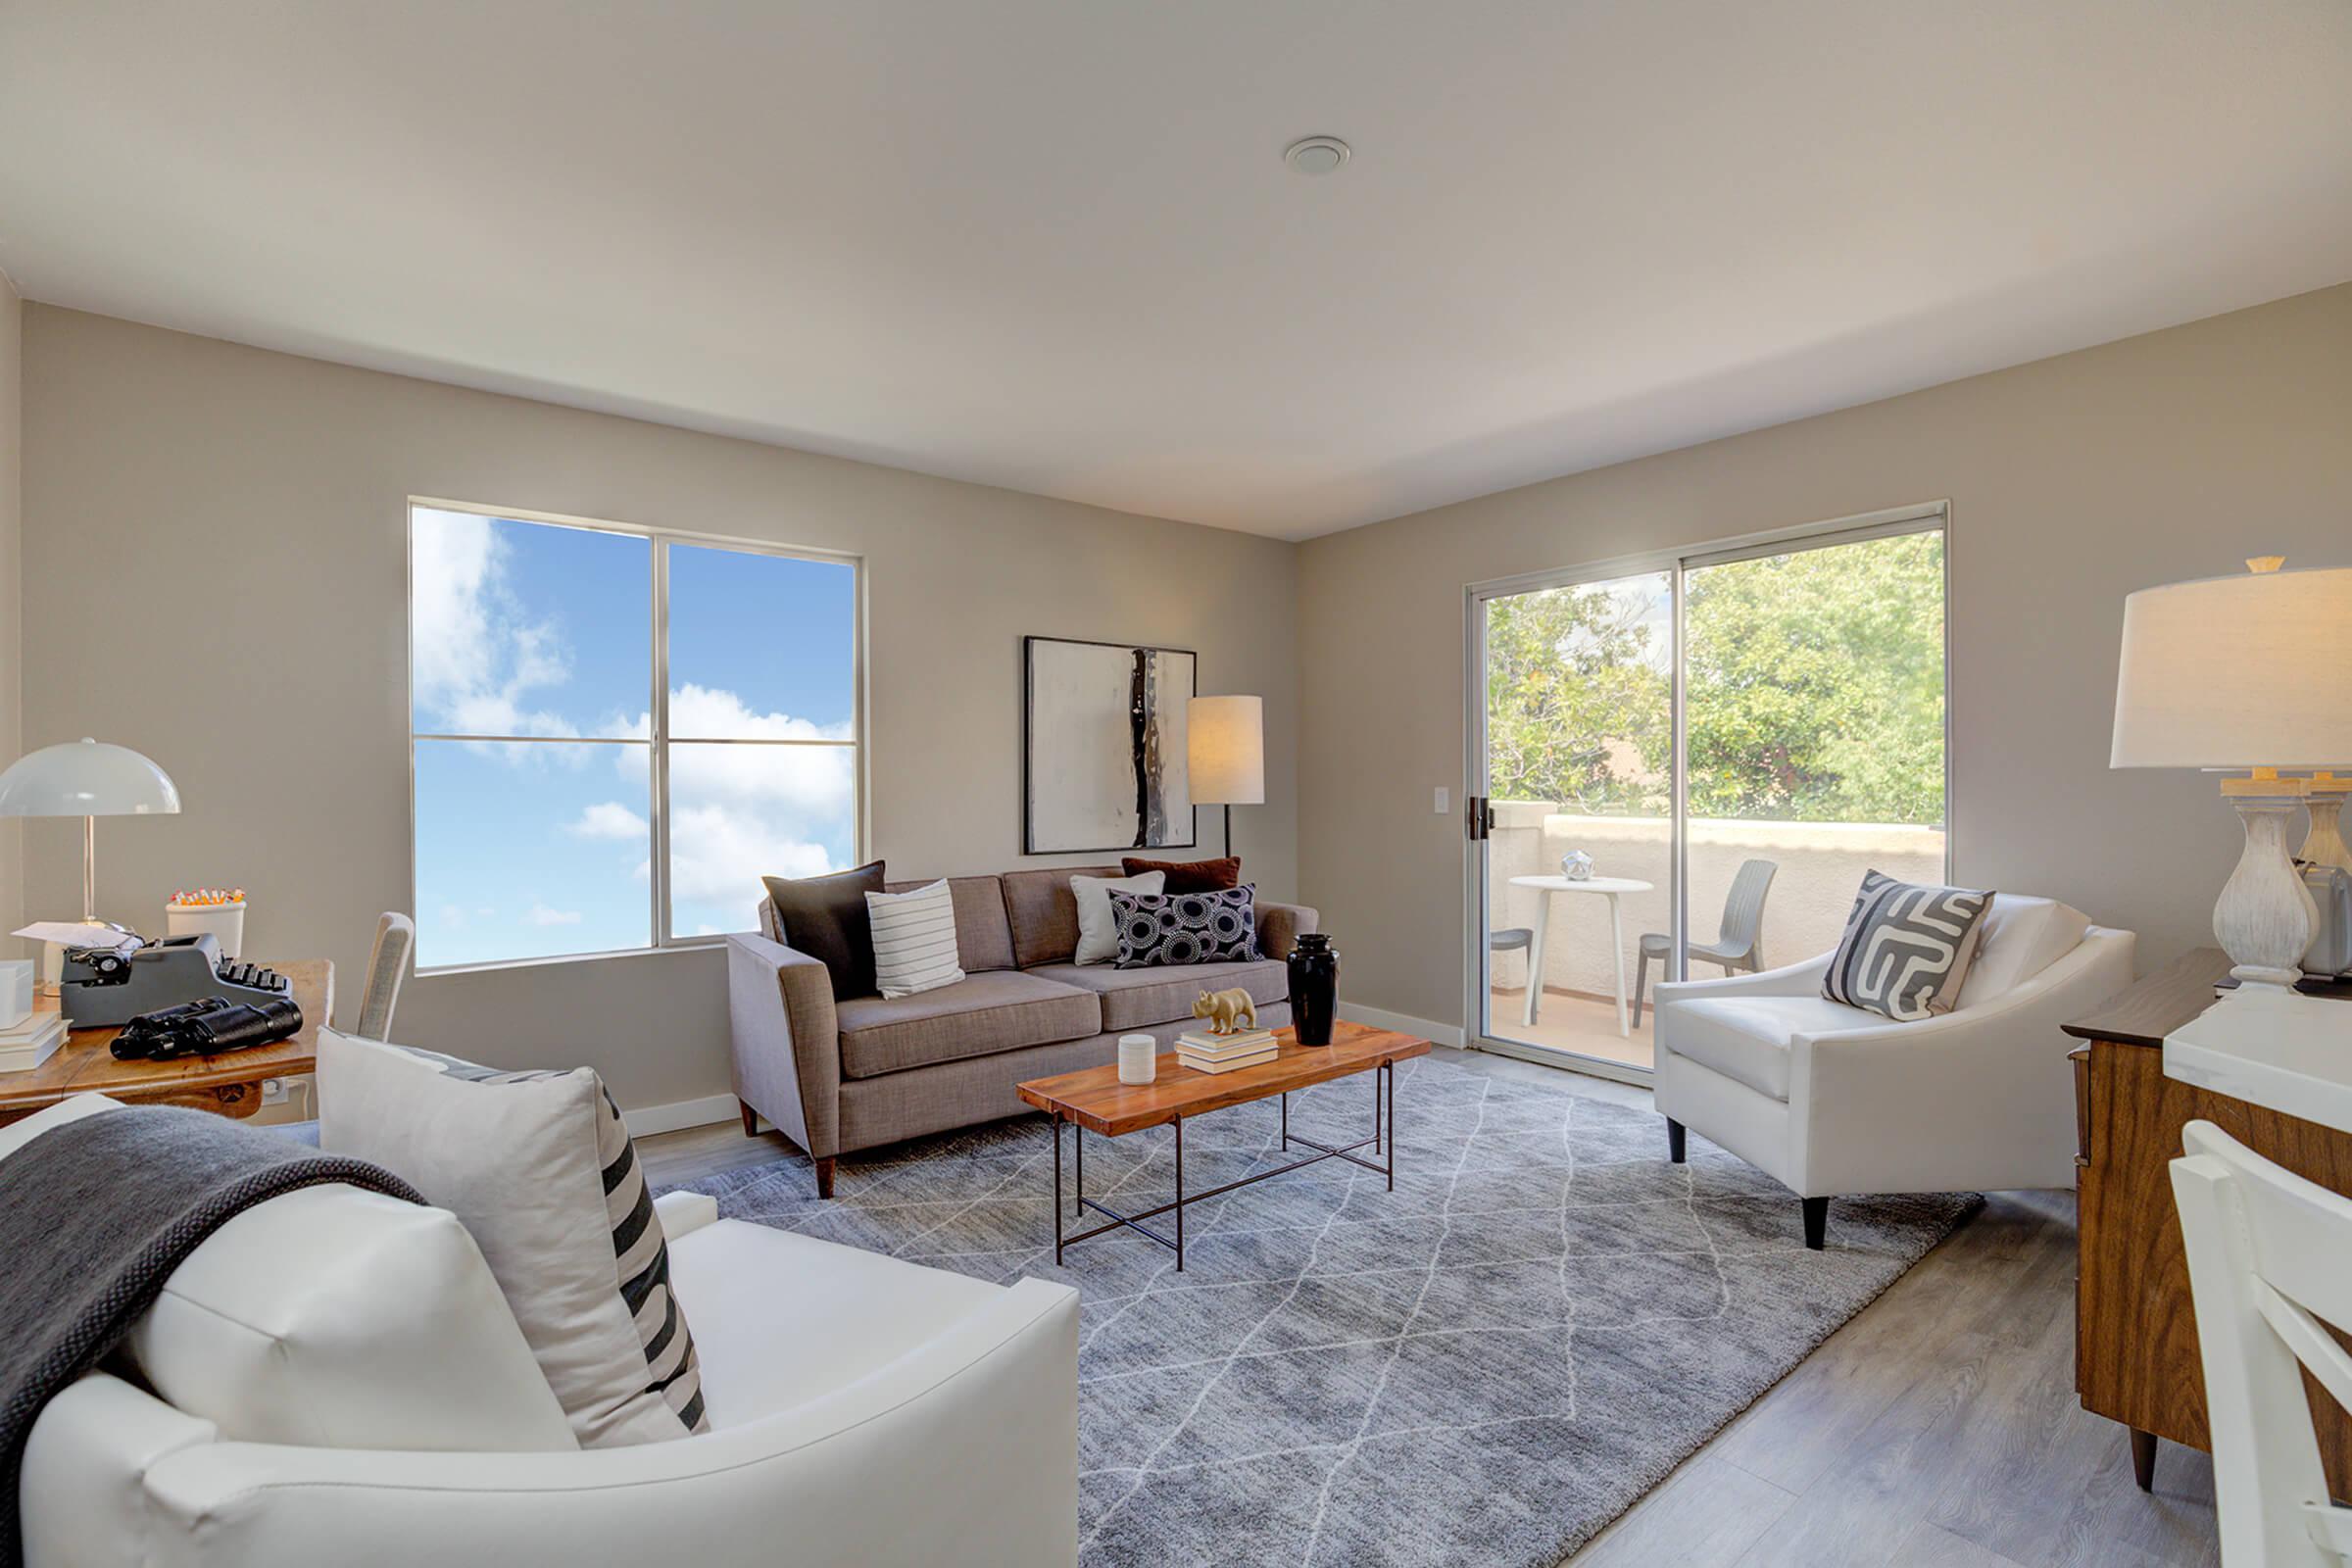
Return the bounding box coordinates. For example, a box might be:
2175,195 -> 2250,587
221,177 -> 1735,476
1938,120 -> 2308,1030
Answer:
411,508 -> 857,967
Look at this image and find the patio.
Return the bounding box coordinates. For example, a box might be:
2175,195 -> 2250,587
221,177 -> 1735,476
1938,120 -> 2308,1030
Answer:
1486,984 -> 1656,1071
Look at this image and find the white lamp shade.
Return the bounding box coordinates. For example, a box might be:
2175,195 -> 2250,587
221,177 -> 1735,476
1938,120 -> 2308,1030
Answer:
2111,565 -> 2352,768
0,738 -> 182,817
1188,696 -> 1265,806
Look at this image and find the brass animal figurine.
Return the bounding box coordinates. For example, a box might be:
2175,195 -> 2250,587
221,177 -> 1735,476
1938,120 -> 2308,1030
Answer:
1191,987 -> 1259,1036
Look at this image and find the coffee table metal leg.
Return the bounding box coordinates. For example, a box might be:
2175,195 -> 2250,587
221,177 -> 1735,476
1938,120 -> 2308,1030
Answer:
1385,1061 -> 1396,1191
1174,1116 -> 1185,1272
1053,1113 -> 1064,1265
1280,1092 -> 1289,1151
1075,1115 -> 1084,1214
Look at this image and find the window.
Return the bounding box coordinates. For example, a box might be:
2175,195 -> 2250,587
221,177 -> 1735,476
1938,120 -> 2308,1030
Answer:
409,501 -> 859,970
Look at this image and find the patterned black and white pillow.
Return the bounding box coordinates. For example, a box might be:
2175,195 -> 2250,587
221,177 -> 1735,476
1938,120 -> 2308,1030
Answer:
318,1031 -> 709,1446
1107,885 -> 1258,968
1823,869 -> 1994,1022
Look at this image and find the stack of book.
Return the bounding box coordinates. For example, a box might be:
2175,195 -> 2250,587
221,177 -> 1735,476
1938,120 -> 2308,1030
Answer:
0,1009 -> 66,1074
1176,1028 -> 1278,1074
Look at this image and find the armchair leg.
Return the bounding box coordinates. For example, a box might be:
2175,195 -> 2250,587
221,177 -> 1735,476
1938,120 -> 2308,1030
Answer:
738,1099 -> 759,1138
1631,953 -> 1652,1030
813,1155 -> 836,1200
1802,1197 -> 1828,1250
1666,1117 -> 1686,1164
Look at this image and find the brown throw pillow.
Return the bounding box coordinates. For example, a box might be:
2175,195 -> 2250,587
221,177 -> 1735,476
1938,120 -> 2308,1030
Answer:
761,860 -> 887,1000
1121,856 -> 1242,895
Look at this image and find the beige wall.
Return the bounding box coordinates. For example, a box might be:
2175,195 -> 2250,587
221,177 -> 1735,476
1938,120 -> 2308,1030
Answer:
0,269 -> 20,937
17,307 -> 1298,1116
1299,281 -> 2352,1032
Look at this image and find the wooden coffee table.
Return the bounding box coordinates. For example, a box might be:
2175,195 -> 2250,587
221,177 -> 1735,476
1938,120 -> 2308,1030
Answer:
1016,1019 -> 1430,1271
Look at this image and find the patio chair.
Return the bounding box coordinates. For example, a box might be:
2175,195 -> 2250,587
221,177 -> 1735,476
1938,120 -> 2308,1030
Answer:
1630,858 -> 1775,1029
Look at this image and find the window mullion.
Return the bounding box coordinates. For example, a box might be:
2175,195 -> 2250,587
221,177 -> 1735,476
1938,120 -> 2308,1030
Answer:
651,538 -> 672,946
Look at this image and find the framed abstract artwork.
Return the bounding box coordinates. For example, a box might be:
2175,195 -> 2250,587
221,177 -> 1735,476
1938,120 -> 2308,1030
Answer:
1023,636 -> 1198,855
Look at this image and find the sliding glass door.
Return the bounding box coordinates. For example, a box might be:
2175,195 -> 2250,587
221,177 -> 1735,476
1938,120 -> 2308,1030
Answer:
1468,509 -> 1947,1080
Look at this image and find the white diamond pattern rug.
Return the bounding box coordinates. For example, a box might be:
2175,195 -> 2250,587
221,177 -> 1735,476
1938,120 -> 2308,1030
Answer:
670,1053 -> 1977,1568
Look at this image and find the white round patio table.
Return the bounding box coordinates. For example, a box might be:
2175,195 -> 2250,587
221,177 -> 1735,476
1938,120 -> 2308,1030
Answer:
1505,875 -> 1656,1037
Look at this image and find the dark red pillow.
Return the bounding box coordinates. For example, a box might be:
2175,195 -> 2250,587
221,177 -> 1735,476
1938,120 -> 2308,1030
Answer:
1120,856 -> 1242,895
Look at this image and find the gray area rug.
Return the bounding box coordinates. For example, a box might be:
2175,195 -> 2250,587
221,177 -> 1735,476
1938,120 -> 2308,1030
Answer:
672,1054 -> 1977,1568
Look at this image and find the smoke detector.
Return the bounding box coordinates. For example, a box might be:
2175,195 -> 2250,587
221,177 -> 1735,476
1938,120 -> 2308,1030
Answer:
1284,136 -> 1350,175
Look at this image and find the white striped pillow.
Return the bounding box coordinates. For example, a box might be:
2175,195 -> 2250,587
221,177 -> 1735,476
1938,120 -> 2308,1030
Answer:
866,879 -> 964,998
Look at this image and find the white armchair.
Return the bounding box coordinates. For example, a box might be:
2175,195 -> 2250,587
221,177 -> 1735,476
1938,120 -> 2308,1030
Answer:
1653,895 -> 2134,1249
22,1185 -> 1081,1566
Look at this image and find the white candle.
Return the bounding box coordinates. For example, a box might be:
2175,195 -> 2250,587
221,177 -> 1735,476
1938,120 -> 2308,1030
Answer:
1117,1034 -> 1157,1086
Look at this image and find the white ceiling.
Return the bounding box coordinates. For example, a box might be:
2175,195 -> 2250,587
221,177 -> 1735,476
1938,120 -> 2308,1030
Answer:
4,2 -> 2349,540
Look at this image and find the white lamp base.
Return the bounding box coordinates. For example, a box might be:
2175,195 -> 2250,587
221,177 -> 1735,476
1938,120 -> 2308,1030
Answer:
2217,791 -> 2320,988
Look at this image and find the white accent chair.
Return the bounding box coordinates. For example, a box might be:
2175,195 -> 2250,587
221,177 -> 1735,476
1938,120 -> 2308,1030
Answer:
1653,895 -> 2134,1249
18,1109 -> 1080,1567
2173,1120 -> 2352,1567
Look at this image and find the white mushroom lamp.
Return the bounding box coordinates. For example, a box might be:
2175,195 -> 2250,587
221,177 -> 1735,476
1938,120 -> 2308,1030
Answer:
0,738 -> 182,932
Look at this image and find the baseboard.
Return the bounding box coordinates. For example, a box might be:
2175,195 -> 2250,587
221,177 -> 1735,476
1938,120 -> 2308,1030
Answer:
1339,1001 -> 1466,1049
623,1093 -> 740,1138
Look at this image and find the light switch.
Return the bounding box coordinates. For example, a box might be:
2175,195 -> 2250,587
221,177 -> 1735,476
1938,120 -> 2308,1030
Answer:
1434,786 -> 1450,815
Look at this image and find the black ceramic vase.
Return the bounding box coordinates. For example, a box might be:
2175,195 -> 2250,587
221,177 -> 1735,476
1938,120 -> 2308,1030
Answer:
1288,932 -> 1339,1046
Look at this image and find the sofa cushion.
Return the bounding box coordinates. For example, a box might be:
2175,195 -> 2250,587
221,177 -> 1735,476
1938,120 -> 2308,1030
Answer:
126,1182 -> 576,1452
319,1031 -> 710,1447
762,859 -> 887,1000
666,1219 -> 1001,1429
1955,895 -> 2090,1010
1822,870 -> 1993,1022
1072,870 -> 1162,964
836,969 -> 1102,1078
1665,995 -> 1883,1102
867,880 -> 965,999
0,1097 -> 573,1456
1002,865 -> 1126,968
883,875 -> 1015,973
1026,957 -> 1289,1034
1121,855 -> 1242,894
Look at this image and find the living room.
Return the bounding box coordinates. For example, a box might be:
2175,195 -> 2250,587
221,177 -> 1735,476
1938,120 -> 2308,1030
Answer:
1,5 -> 2349,1566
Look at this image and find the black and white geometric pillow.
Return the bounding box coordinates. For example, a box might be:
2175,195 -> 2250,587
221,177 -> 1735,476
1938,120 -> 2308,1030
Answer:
1822,869 -> 1994,1022
1107,885 -> 1258,968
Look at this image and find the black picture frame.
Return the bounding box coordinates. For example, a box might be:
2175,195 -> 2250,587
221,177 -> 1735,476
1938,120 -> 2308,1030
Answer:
1023,635 -> 1200,856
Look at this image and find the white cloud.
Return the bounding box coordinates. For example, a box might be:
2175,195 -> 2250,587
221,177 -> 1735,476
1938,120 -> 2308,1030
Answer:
566,801 -> 650,841
665,801 -> 838,909
591,684 -> 857,918
438,903 -> 468,930
523,903 -> 584,927
411,508 -> 585,743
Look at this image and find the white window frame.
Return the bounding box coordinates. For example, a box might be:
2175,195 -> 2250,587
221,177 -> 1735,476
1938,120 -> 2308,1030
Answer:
407,495 -> 866,975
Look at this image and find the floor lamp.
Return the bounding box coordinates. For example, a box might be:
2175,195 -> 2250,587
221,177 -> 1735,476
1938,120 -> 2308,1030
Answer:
1188,696 -> 1263,858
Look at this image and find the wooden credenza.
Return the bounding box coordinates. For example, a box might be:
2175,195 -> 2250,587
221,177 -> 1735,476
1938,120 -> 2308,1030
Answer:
2067,947 -> 2352,1494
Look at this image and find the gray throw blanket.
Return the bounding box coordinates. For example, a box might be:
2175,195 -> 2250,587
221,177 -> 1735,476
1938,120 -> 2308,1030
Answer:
0,1106 -> 423,1565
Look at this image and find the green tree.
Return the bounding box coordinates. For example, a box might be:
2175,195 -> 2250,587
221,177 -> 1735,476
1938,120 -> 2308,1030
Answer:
1682,532 -> 1944,825
1482,532 -> 1943,826
1484,580 -> 1669,813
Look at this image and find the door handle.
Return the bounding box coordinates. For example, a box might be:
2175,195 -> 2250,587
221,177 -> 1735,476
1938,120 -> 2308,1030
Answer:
1465,796 -> 1494,841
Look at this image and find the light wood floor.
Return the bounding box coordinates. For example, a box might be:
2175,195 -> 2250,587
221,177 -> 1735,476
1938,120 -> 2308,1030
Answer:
639,1047 -> 2223,1568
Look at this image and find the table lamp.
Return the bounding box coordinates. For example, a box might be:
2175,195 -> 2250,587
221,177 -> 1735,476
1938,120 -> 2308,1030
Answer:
0,738 -> 182,931
2110,560 -> 2352,992
1188,695 -> 1264,858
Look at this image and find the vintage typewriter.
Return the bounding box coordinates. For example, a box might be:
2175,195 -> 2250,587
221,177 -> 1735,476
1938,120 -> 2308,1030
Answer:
59,931 -> 294,1030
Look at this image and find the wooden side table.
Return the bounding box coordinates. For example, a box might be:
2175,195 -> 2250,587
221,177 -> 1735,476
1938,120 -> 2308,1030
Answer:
0,958 -> 332,1126
2066,947 -> 2352,1494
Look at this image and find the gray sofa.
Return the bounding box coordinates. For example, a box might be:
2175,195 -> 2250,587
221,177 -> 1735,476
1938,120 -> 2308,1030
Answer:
726,868 -> 1319,1196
